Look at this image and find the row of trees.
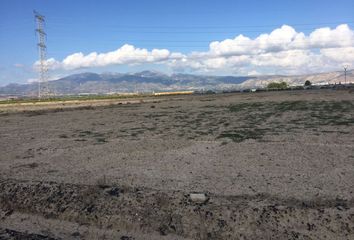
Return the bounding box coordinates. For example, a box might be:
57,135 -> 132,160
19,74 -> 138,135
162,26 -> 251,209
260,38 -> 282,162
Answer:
267,80 -> 311,90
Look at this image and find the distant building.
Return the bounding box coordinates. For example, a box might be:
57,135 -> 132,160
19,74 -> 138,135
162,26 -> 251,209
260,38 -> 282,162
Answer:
153,91 -> 194,96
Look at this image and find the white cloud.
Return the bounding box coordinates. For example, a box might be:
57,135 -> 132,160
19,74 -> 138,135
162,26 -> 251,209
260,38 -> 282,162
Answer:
60,44 -> 174,70
247,70 -> 261,76
169,24 -> 354,74
34,24 -> 354,75
320,47 -> 354,63
207,24 -> 354,58
26,74 -> 66,83
34,57 -> 62,71
309,24 -> 354,48
26,78 -> 39,83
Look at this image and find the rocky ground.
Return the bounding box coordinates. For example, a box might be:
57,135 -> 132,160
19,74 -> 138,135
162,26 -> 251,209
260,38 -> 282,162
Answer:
0,90 -> 354,239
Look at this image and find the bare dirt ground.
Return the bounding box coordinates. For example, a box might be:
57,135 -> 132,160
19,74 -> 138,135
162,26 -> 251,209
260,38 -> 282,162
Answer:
0,90 -> 354,239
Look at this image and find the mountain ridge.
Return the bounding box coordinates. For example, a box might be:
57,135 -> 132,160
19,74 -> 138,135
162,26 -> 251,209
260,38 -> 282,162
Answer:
0,70 -> 353,96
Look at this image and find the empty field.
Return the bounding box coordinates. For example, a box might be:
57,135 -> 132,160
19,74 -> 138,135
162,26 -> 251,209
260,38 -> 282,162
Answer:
1,90 -> 354,239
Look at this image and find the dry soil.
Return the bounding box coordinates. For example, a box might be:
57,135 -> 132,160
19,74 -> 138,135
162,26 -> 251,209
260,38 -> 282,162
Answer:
0,90 -> 354,239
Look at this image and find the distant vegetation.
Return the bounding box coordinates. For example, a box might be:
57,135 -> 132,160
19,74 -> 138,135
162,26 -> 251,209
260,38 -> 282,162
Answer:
0,94 -> 152,105
220,100 -> 354,142
267,82 -> 289,90
0,91 -> 198,105
304,80 -> 312,86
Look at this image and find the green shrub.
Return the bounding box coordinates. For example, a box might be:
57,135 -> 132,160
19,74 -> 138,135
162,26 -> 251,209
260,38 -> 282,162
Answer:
304,80 -> 312,86
267,82 -> 288,90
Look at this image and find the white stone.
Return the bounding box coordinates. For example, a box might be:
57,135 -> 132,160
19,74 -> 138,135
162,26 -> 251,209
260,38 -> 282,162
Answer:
189,193 -> 208,203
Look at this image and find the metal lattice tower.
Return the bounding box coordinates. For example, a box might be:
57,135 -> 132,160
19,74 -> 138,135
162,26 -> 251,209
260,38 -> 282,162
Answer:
34,10 -> 49,98
344,65 -> 349,85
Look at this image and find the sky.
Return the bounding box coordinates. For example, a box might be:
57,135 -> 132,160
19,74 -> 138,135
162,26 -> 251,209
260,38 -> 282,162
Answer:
0,0 -> 353,86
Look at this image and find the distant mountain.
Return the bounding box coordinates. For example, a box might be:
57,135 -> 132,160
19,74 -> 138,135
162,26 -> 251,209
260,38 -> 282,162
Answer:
0,70 -> 353,96
239,70 -> 354,89
0,71 -> 253,96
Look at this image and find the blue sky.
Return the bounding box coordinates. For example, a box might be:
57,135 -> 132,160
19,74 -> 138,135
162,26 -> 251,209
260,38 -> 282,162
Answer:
0,0 -> 354,85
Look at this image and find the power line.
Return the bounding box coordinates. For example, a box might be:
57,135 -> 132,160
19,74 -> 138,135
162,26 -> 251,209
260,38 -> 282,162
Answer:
45,26 -> 354,34
45,20 -> 354,29
1,18 -> 353,32
44,38 -> 354,49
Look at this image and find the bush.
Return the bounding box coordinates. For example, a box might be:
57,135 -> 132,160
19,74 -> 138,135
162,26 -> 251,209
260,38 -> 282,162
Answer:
304,80 -> 312,86
267,82 -> 288,90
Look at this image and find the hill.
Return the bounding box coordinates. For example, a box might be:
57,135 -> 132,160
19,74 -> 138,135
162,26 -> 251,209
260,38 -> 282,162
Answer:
0,70 -> 353,96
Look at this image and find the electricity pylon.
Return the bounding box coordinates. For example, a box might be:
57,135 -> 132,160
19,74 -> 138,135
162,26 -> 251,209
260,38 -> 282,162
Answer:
34,10 -> 49,99
344,65 -> 349,84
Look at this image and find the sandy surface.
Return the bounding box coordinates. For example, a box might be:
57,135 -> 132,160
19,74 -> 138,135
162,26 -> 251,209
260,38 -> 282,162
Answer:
1,90 -> 354,239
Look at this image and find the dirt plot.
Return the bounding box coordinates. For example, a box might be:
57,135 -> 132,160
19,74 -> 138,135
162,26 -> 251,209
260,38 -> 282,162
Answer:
0,90 -> 354,239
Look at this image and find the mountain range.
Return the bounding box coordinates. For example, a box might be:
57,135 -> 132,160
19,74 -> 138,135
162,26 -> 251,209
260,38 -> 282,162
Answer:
0,70 -> 353,96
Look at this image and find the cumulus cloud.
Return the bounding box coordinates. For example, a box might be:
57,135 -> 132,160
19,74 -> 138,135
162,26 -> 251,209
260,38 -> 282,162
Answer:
309,24 -> 354,48
26,74 -> 65,83
26,74 -> 66,83
320,47 -> 354,64
172,24 -> 354,74
207,24 -> 354,57
35,24 -> 354,75
64,45 -> 169,69
45,44 -> 179,70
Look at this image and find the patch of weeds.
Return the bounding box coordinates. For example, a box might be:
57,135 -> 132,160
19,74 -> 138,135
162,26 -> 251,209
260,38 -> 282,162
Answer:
200,98 -> 216,102
25,111 -> 46,117
174,115 -> 190,120
95,137 -> 108,144
187,136 -> 197,140
144,113 -> 168,119
201,105 -> 219,109
227,101 -> 354,135
310,112 -> 353,126
243,112 -> 273,125
228,102 -> 264,113
275,101 -> 309,112
320,130 -> 337,133
58,134 -> 68,138
328,118 -> 354,126
74,138 -> 87,142
120,236 -> 134,240
80,130 -> 93,135
323,100 -> 353,113
218,128 -> 266,142
130,130 -> 144,137
198,110 -> 218,115
161,106 -> 180,109
195,131 -> 209,136
14,162 -> 39,169
96,175 -> 109,188
74,130 -> 109,141
93,132 -> 105,138
338,131 -> 350,134
284,126 -> 301,132
289,119 -> 303,124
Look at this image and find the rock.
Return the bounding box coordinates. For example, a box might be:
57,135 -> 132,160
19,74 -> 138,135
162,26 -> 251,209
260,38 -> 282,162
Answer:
106,187 -> 121,197
189,193 -> 208,203
121,236 -> 134,240
71,231 -> 80,237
